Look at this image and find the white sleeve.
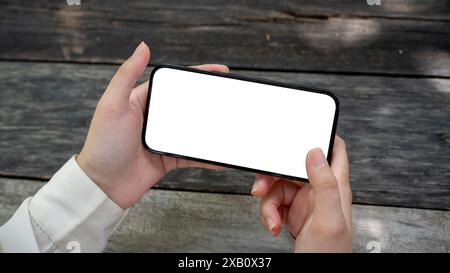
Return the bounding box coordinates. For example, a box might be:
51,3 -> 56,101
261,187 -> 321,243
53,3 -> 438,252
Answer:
0,197 -> 40,252
0,156 -> 127,253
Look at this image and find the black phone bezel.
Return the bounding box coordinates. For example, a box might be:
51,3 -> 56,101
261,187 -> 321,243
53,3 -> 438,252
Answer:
142,64 -> 339,182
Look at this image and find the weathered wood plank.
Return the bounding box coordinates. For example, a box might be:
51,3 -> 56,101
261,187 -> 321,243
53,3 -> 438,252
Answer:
3,0 -> 450,21
0,1 -> 449,76
0,178 -> 448,252
0,61 -> 449,209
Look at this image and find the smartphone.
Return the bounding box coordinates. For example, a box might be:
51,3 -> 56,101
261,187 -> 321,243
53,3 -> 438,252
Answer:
142,64 -> 339,181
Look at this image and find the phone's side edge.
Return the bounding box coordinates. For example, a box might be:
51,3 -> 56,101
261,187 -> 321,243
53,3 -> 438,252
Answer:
326,92 -> 340,165
141,64 -> 168,152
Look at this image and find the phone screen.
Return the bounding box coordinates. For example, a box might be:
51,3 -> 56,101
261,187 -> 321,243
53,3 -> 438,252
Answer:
143,65 -> 339,181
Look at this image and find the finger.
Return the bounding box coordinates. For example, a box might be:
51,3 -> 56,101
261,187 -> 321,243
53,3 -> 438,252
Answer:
190,64 -> 230,73
330,135 -> 352,229
260,181 -> 300,236
287,183 -> 312,238
104,42 -> 150,111
176,158 -> 225,171
306,148 -> 344,223
159,154 -> 225,172
331,136 -> 350,189
251,174 -> 275,197
130,80 -> 149,113
252,174 -> 303,197
331,136 -> 351,203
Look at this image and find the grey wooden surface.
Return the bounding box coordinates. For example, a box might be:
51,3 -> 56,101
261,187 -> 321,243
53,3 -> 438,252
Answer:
0,178 -> 448,253
0,1 -> 449,76
0,1 -> 449,253
0,62 -> 449,210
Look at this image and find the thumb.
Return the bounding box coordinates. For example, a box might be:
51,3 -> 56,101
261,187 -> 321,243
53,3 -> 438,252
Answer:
306,148 -> 343,222
104,42 -> 150,110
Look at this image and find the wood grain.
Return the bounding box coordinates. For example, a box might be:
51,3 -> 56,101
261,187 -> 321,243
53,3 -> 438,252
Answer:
0,62 -> 449,209
0,1 -> 449,76
0,178 -> 448,252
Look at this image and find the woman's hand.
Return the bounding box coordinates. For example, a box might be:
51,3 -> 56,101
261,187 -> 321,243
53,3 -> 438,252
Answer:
251,136 -> 352,252
77,42 -> 229,209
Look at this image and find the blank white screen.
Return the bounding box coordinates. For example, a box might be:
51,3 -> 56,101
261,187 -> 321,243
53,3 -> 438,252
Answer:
145,67 -> 337,180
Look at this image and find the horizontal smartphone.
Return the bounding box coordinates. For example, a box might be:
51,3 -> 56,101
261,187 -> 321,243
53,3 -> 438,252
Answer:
142,64 -> 339,181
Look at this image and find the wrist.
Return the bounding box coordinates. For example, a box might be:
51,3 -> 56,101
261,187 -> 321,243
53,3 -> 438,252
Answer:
76,152 -> 129,209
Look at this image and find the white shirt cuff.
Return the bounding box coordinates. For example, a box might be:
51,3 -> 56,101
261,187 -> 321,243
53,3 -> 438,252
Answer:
29,155 -> 126,252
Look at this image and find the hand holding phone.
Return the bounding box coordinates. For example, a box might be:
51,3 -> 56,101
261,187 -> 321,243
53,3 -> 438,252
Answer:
77,42 -> 231,209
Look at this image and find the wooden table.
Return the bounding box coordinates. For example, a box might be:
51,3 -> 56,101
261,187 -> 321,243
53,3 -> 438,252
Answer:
0,1 -> 449,252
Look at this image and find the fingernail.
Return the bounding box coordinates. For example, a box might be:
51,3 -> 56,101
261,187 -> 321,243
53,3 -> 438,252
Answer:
266,217 -> 276,232
251,180 -> 259,195
310,148 -> 327,169
131,41 -> 145,59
